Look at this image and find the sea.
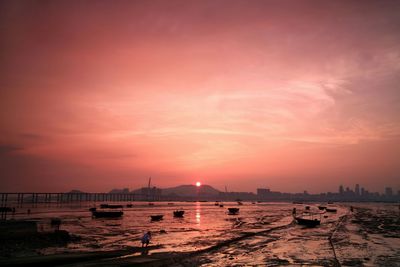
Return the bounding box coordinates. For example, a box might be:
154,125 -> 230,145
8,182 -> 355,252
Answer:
4,201 -> 400,266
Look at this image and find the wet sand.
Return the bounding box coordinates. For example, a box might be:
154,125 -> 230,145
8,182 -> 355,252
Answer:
1,203 -> 398,266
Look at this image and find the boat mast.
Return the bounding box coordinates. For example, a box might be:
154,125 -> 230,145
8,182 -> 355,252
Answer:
147,177 -> 151,201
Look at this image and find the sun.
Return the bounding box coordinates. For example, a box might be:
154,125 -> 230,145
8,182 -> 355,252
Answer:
196,181 -> 201,187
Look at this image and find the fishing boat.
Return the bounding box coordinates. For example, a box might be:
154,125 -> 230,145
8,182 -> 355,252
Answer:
99,204 -> 124,209
150,215 -> 163,221
228,208 -> 240,215
173,210 -> 185,217
91,210 -> 123,218
294,216 -> 320,227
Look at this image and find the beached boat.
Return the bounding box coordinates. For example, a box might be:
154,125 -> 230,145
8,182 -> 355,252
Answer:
92,210 -> 123,218
173,210 -> 185,217
99,204 -> 124,209
150,215 -> 163,221
326,208 -> 337,213
318,206 -> 326,210
228,208 -> 239,215
294,216 -> 320,227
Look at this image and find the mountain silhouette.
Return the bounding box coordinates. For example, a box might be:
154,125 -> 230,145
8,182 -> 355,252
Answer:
162,184 -> 220,197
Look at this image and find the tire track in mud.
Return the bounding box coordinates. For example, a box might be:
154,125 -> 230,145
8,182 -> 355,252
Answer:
328,213 -> 348,267
189,219 -> 296,256
65,219 -> 296,266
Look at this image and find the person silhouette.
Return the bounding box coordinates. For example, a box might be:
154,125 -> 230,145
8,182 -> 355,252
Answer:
141,231 -> 151,247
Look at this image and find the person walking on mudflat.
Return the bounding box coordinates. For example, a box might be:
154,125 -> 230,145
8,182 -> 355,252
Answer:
141,231 -> 151,247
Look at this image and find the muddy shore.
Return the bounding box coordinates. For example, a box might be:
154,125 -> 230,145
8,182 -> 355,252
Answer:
1,203 -> 398,266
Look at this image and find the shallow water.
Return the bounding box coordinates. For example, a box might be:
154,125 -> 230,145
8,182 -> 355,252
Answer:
6,201 -> 400,266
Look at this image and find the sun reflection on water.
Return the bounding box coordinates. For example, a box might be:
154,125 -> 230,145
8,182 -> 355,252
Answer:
195,201 -> 201,224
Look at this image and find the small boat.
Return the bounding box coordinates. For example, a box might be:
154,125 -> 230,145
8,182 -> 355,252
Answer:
295,217 -> 320,227
150,215 -> 163,221
237,201 -> 243,205
99,204 -> 123,209
92,210 -> 123,218
108,204 -> 124,209
219,204 -> 224,207
126,204 -> 133,208
0,207 -> 13,212
252,202 -> 256,204
326,208 -> 337,213
167,203 -> 174,205
173,210 -> 185,217
148,203 -> 154,206
305,206 -> 310,210
228,208 -> 239,215
50,218 -> 62,227
214,201 -> 220,206
318,206 -> 326,210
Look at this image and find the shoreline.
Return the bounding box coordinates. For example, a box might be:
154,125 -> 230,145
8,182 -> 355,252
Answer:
1,203 -> 398,266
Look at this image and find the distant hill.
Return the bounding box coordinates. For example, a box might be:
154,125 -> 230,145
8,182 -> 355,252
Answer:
67,189 -> 85,193
162,184 -> 220,197
109,188 -> 130,194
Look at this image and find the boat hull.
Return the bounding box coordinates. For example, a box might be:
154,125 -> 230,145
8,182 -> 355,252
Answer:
295,217 -> 320,227
92,211 -> 123,218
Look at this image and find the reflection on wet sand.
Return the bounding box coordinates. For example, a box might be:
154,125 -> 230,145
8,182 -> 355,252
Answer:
195,202 -> 201,225
0,202 -> 398,266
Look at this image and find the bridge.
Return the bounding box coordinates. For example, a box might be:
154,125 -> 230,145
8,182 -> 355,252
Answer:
0,192 -> 161,207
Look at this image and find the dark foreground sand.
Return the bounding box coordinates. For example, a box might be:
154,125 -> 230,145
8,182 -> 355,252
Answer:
1,204 -> 399,266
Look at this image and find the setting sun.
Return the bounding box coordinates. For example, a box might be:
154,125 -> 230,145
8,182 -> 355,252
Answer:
196,182 -> 201,187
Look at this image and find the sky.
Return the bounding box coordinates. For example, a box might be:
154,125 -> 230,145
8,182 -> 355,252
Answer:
1,0 -> 400,193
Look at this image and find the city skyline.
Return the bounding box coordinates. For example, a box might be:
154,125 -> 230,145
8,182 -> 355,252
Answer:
1,1 -> 400,193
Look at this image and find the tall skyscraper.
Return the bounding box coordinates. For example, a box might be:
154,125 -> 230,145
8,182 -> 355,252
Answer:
385,187 -> 393,197
355,184 -> 360,196
339,185 -> 344,195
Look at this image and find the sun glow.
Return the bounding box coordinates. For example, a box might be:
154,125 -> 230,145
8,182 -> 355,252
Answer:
196,181 -> 201,187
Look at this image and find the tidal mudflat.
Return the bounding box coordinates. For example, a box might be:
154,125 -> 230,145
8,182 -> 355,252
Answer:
0,202 -> 398,266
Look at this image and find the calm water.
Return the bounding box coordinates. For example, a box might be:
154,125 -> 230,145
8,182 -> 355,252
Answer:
9,201 -> 339,254
7,201 -> 399,265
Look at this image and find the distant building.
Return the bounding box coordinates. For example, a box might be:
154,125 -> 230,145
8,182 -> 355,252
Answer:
361,187 -> 365,196
140,187 -> 162,200
385,187 -> 393,197
355,184 -> 360,196
339,185 -> 344,195
257,188 -> 271,196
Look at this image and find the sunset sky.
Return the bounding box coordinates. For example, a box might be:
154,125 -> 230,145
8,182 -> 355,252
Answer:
1,0 -> 399,193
